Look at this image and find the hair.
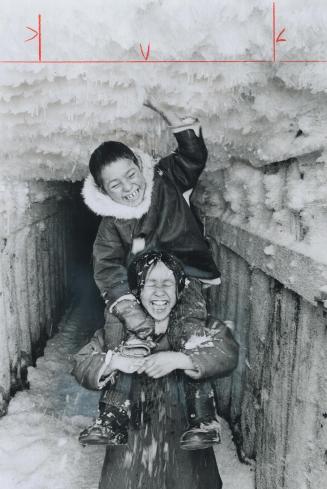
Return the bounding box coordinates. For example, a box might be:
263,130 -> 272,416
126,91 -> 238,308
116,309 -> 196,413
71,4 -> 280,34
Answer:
89,141 -> 139,189
128,251 -> 186,302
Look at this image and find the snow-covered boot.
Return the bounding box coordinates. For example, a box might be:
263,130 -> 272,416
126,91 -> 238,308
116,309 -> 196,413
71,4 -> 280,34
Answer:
78,405 -> 129,446
180,419 -> 221,450
180,380 -> 221,450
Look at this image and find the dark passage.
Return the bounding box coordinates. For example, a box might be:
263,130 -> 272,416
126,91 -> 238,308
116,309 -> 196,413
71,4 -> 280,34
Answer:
69,182 -> 104,347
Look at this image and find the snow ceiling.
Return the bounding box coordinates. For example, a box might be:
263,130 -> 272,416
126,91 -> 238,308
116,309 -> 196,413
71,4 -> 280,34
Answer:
1,0 -> 327,180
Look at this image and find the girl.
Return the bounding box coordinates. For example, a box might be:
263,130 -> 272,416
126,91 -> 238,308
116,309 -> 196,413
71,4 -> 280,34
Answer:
73,251 -> 239,489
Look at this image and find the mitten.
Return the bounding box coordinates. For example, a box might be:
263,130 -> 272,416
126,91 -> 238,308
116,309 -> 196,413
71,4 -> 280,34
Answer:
112,299 -> 154,339
119,336 -> 156,357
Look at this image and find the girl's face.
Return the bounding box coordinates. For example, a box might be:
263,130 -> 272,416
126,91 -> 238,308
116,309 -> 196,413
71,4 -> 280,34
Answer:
140,261 -> 177,321
101,159 -> 146,207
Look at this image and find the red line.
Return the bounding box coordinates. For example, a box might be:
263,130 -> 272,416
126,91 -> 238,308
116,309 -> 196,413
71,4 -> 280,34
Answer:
3,3 -> 327,66
0,59 -> 272,64
272,2 -> 276,62
2,59 -> 326,64
280,60 -> 327,63
38,14 -> 42,62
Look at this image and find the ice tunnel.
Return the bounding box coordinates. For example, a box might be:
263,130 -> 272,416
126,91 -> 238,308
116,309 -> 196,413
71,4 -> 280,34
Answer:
0,1 -> 327,488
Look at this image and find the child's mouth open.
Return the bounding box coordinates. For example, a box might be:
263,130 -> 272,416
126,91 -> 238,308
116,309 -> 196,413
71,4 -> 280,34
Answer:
123,188 -> 140,202
151,299 -> 169,313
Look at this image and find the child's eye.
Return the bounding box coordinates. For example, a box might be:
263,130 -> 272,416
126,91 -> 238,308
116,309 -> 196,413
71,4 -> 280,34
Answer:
128,171 -> 136,178
163,281 -> 174,288
110,183 -> 120,190
144,281 -> 156,288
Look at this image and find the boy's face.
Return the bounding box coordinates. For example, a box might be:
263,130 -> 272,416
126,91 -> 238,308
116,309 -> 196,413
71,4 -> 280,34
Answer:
140,261 -> 177,321
101,159 -> 146,207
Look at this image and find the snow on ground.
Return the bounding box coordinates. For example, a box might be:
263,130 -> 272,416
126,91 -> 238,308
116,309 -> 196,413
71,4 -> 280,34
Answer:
215,424 -> 255,489
0,303 -> 105,489
0,300 -> 254,489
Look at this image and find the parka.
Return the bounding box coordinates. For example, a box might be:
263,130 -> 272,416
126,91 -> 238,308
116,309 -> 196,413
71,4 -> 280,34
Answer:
72,318 -> 239,391
82,129 -> 220,307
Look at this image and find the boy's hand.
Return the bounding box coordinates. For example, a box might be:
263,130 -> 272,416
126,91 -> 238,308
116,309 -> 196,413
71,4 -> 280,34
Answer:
143,98 -> 183,126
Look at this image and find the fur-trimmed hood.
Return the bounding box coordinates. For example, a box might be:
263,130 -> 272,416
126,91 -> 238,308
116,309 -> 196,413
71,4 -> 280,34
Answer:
82,149 -> 156,219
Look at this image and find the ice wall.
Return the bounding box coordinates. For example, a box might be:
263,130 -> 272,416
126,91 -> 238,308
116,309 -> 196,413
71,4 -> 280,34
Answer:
1,0 -> 327,179
1,1 -> 327,258
0,180 -> 74,414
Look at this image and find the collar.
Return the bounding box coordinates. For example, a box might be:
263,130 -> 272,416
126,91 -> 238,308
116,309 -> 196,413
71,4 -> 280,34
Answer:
82,149 -> 156,219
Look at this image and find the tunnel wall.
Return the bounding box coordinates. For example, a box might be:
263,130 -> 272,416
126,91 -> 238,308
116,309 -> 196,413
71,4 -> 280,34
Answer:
195,155 -> 327,489
0,179 -> 74,415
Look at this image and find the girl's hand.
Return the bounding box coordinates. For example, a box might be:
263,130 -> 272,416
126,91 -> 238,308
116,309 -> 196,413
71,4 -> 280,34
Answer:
137,352 -> 194,379
109,353 -> 145,374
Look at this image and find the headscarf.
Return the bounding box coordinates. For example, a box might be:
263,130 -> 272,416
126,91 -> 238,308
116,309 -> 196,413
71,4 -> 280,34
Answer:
128,250 -> 186,302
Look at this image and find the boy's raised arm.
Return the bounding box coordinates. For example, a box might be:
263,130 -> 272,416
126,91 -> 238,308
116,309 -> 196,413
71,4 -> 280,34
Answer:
159,128 -> 208,192
143,100 -> 208,192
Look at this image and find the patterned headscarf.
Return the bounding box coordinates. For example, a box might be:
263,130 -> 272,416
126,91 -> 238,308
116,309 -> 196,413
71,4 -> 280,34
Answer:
128,250 -> 186,302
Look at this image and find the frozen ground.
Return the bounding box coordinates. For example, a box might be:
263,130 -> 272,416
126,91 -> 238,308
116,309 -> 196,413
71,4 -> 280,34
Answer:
0,299 -> 254,489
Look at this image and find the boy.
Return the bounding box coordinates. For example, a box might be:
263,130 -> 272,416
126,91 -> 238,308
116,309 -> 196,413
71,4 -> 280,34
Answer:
80,102 -> 221,449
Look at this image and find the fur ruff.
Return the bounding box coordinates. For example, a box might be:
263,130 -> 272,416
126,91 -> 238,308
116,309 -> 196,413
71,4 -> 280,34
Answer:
82,149 -> 156,219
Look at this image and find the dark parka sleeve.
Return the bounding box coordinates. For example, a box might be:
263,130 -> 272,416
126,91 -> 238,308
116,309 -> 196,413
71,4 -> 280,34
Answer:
93,217 -> 130,305
180,319 -> 239,380
71,329 -> 110,390
158,128 -> 208,192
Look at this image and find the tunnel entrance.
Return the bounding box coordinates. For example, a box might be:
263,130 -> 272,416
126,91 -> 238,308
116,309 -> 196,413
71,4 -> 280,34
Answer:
0,179 -> 104,414
69,181 -> 104,331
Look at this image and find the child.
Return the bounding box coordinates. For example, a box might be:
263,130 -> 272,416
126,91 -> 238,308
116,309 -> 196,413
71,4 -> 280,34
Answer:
80,102 -> 221,449
73,251 -> 239,458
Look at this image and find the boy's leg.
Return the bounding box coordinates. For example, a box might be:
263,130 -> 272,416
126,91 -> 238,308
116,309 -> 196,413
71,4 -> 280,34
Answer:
168,279 -> 221,449
180,378 -> 221,450
167,278 -> 207,350
103,307 -> 125,349
79,310 -> 131,446
79,374 -> 132,446
102,309 -> 132,410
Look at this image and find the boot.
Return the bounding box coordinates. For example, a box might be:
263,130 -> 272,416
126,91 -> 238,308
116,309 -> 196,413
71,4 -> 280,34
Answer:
79,405 -> 129,446
180,419 -> 221,450
180,380 -> 221,451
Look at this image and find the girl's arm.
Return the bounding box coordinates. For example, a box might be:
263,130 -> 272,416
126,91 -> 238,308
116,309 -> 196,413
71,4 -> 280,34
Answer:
72,331 -> 145,390
182,320 -> 239,380
137,351 -> 197,379
138,320 -> 239,381
72,329 -> 110,390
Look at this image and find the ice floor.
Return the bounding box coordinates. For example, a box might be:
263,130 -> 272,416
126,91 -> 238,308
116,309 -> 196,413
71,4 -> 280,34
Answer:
0,290 -> 254,489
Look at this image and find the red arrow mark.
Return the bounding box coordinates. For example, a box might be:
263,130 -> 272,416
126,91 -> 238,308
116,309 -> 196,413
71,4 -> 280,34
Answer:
140,43 -> 151,61
272,2 -> 287,62
276,28 -> 286,43
24,15 -> 42,62
24,26 -> 38,42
